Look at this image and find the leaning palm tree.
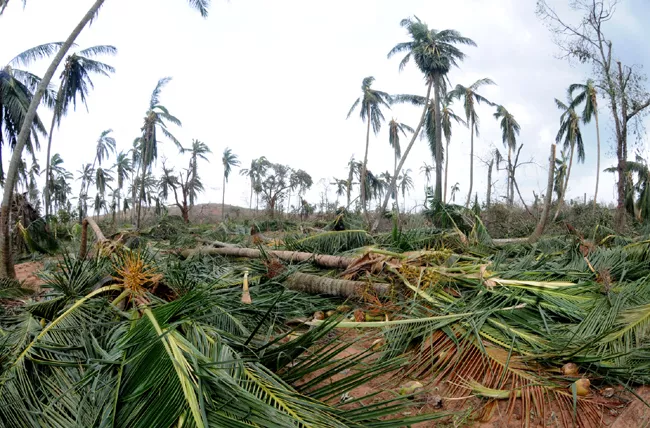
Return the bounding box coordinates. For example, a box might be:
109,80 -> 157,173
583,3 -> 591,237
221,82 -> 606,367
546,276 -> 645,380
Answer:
221,147 -> 240,219
553,97 -> 585,220
493,105 -> 521,205
136,77 -> 182,229
388,119 -> 414,213
43,45 -> 116,218
569,79 -> 601,208
0,0 -> 210,279
1,43 -> 61,181
449,78 -> 495,206
347,76 -> 391,217
376,17 -> 475,228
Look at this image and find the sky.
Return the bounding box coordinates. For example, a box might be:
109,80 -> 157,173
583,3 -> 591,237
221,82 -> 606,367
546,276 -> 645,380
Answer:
2,0 -> 650,212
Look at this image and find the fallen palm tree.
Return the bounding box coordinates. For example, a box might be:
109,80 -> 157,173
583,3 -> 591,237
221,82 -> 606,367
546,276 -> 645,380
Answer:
180,246 -> 356,269
285,272 -> 389,298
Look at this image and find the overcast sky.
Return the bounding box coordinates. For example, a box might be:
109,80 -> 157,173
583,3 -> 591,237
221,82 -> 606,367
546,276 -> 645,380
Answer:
2,0 -> 650,212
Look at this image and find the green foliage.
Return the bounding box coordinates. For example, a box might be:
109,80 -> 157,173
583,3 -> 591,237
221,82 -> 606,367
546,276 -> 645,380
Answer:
284,230 -> 374,254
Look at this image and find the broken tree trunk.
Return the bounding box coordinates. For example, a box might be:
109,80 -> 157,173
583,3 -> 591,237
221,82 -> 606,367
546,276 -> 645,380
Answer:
80,217 -> 107,258
529,144 -> 556,244
180,246 -> 355,269
285,272 -> 389,298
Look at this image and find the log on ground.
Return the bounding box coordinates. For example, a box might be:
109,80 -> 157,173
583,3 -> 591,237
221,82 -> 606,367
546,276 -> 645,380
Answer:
285,272 -> 389,298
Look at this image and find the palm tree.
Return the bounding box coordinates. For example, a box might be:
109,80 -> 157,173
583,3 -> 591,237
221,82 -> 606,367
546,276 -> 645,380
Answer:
553,97 -> 585,220
1,43 -> 61,181
221,147 -> 240,219
113,151 -> 132,221
43,45 -> 116,218
493,105 -> 521,205
554,150 -> 568,201
240,156 -> 268,211
398,168 -> 414,210
420,162 -> 433,188
569,79 -> 601,208
450,182 -> 460,202
0,0 -> 210,279
347,76 -> 391,217
346,156 -> 360,209
374,18 -> 475,227
388,119 -> 414,213
449,78 -> 495,206
136,77 -> 182,229
434,94 -> 467,203
183,139 -> 211,207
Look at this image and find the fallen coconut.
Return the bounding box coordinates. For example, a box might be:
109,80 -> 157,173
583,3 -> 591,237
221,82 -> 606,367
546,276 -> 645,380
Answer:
399,381 -> 424,397
572,378 -> 590,396
562,362 -> 579,376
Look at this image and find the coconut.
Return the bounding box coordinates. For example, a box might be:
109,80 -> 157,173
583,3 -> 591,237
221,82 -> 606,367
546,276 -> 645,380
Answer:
398,381 -> 424,397
336,304 -> 353,313
313,311 -> 325,321
562,362 -> 579,376
572,378 -> 590,396
325,310 -> 337,318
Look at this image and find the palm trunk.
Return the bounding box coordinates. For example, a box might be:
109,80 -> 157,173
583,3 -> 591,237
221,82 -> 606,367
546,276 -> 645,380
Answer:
507,147 -> 513,205
43,105 -> 60,219
222,174 -> 226,220
529,144 -> 556,243
393,152 -> 399,216
249,180 -> 253,210
593,110 -> 601,209
444,139 -> 450,203
465,122 -> 475,207
433,77 -> 443,203
486,158 -> 493,208
554,142 -> 575,221
360,104 -> 371,219
136,145 -> 147,229
0,0 -> 106,278
372,80 -> 433,232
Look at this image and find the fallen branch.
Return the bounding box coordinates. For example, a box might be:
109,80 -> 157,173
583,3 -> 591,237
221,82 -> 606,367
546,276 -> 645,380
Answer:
196,238 -> 238,248
285,272 -> 389,298
180,247 -> 355,269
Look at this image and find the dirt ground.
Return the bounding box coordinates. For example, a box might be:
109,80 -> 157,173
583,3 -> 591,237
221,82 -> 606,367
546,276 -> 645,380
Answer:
15,260 -> 44,292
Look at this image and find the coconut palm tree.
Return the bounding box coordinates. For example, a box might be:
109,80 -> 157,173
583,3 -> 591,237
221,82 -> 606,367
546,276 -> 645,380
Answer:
112,151 -> 132,221
553,97 -> 585,220
493,105 -> 521,205
398,168 -> 414,210
388,119 -> 414,213
183,139 -> 211,207
554,150 -> 568,201
43,45 -> 116,218
221,147 -> 240,219
1,43 -> 61,181
569,79 -> 601,208
136,77 -> 181,229
420,162 -> 433,188
387,17 -> 475,205
346,156 -> 360,209
448,78 -> 495,206
347,76 -> 391,217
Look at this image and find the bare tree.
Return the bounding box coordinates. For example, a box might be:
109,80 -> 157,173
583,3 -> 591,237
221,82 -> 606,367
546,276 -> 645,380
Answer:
537,0 -> 650,232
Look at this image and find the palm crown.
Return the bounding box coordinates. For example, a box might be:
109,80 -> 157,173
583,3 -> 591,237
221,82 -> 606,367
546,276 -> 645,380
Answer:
347,76 -> 392,134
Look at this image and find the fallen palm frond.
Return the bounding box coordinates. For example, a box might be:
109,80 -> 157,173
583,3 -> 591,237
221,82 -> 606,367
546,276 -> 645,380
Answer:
284,230 -> 374,254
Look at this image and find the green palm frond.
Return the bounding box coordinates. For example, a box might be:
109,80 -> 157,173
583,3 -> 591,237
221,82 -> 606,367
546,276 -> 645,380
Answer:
284,230 -> 374,254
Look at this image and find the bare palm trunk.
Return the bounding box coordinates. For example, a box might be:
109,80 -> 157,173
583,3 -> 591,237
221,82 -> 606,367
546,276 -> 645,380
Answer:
393,152 -> 399,216
444,139 -> 450,203
554,142 -> 575,221
0,0 -> 106,278
486,158 -> 493,208
222,174 -> 226,220
136,145 -> 147,229
372,80 -> 433,232
465,122 -> 475,207
433,77 -> 443,203
529,144 -> 556,243
43,107 -> 60,219
249,181 -> 253,210
593,110 -> 601,209
360,104 -> 371,220
507,147 -> 513,205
